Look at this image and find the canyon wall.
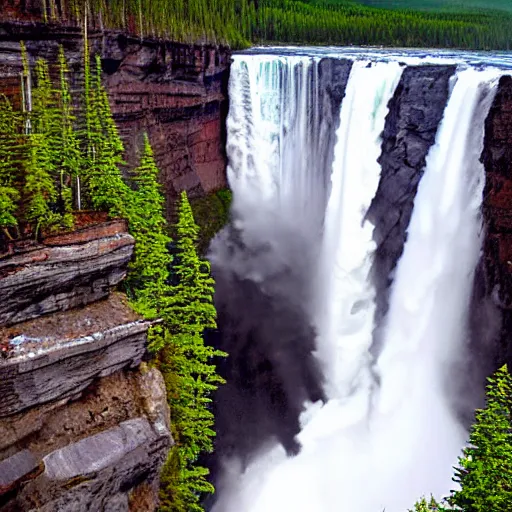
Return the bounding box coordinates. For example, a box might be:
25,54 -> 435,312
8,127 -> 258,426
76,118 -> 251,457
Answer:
0,221 -> 172,511
0,20 -> 230,219
482,75 -> 512,370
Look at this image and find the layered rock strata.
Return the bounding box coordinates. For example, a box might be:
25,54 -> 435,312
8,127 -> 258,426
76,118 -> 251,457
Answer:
0,220 -> 133,327
0,21 -> 230,218
0,223 -> 172,511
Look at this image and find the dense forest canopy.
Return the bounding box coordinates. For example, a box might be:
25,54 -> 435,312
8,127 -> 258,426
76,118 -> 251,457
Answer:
3,0 -> 512,50
358,0 -> 512,14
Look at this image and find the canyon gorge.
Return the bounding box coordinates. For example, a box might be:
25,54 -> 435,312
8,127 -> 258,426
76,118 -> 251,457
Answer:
2,10 -> 512,512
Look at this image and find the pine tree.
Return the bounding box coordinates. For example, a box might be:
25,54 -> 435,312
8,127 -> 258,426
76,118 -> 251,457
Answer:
21,58 -> 61,237
57,45 -> 82,215
163,191 -> 218,334
409,496 -> 444,511
155,191 -> 226,512
85,53 -> 130,217
23,133 -> 60,238
126,133 -> 172,312
21,56 -> 76,235
0,96 -> 21,234
450,364 -> 512,512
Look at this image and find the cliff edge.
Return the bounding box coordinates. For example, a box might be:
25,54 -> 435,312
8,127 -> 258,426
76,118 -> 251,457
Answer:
0,221 -> 172,512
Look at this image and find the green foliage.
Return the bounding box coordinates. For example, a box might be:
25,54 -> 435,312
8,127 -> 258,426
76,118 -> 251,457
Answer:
449,364 -> 512,512
164,192 -> 218,334
122,137 -> 226,511
22,134 -> 60,237
156,192 -> 226,512
360,0 -> 512,14
125,134 -> 172,314
190,188 -> 232,255
57,45 -> 82,213
83,54 -> 130,217
409,496 -> 445,511
0,96 -> 21,231
23,59 -> 61,236
0,37 -> 133,240
22,0 -> 512,50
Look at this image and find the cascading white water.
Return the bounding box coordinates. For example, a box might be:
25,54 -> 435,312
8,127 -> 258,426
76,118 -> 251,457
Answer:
227,55 -> 328,235
316,60 -> 403,400
212,52 -> 501,512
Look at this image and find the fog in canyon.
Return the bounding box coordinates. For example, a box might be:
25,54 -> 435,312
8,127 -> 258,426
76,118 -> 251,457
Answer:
206,48 -> 510,512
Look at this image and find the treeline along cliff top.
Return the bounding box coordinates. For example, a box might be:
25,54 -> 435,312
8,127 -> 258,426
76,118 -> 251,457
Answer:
2,0 -> 512,50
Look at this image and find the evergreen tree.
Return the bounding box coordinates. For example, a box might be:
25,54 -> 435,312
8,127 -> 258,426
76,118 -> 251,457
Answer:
450,364 -> 512,512
0,96 -> 21,234
85,53 -> 130,217
126,133 -> 172,312
22,58 -> 61,237
57,45 -> 82,215
155,191 -> 226,512
162,191 -> 218,334
409,496 -> 444,511
23,133 -> 60,237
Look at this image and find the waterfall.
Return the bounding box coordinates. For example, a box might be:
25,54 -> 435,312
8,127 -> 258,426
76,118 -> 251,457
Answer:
316,60 -> 403,400
209,51 -> 501,512
227,55 -> 329,232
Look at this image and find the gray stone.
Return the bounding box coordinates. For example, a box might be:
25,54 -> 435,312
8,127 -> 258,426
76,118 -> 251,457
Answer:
21,418 -> 171,512
44,418 -> 155,480
138,367 -> 172,437
0,450 -> 37,487
0,233 -> 135,327
0,321 -> 150,417
366,64 -> 457,354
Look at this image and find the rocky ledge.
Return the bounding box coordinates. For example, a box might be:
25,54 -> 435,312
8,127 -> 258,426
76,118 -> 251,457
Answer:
0,220 -> 172,511
0,220 -> 134,327
0,367 -> 172,512
0,319 -> 151,417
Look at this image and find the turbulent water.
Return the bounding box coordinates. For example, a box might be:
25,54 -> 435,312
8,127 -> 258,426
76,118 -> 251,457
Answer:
209,49 -> 503,512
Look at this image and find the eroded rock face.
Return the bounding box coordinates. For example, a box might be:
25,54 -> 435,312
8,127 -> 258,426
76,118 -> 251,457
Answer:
0,221 -> 134,327
0,321 -> 150,417
482,75 -> 512,368
366,64 -> 456,351
0,22 -> 230,219
0,221 -> 172,511
316,58 -> 353,196
0,369 -> 172,512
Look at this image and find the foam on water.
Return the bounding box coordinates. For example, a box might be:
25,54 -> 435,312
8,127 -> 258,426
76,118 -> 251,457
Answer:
212,51 -> 501,512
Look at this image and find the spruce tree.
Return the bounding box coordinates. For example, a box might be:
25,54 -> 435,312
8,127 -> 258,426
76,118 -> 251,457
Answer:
86,54 -> 130,217
22,58 -> 61,237
23,133 -> 60,237
125,133 -> 172,312
57,45 -> 82,215
163,191 -> 218,334
450,364 -> 512,512
0,96 -> 21,234
409,496 -> 444,511
155,191 -> 226,512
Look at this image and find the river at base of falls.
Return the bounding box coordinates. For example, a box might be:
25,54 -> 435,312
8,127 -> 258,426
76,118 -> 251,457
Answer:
209,49 -> 503,512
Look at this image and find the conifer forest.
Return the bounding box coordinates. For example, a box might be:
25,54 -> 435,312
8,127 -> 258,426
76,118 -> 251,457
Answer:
5,0 -> 512,50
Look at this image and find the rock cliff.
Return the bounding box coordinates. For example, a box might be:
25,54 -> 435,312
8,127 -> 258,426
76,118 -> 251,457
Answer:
0,223 -> 172,512
0,20 -> 230,218
367,64 -> 457,352
482,75 -> 512,369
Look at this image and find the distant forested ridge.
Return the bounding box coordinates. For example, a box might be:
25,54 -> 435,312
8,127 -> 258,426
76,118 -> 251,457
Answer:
3,0 -> 512,50
359,0 -> 512,14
